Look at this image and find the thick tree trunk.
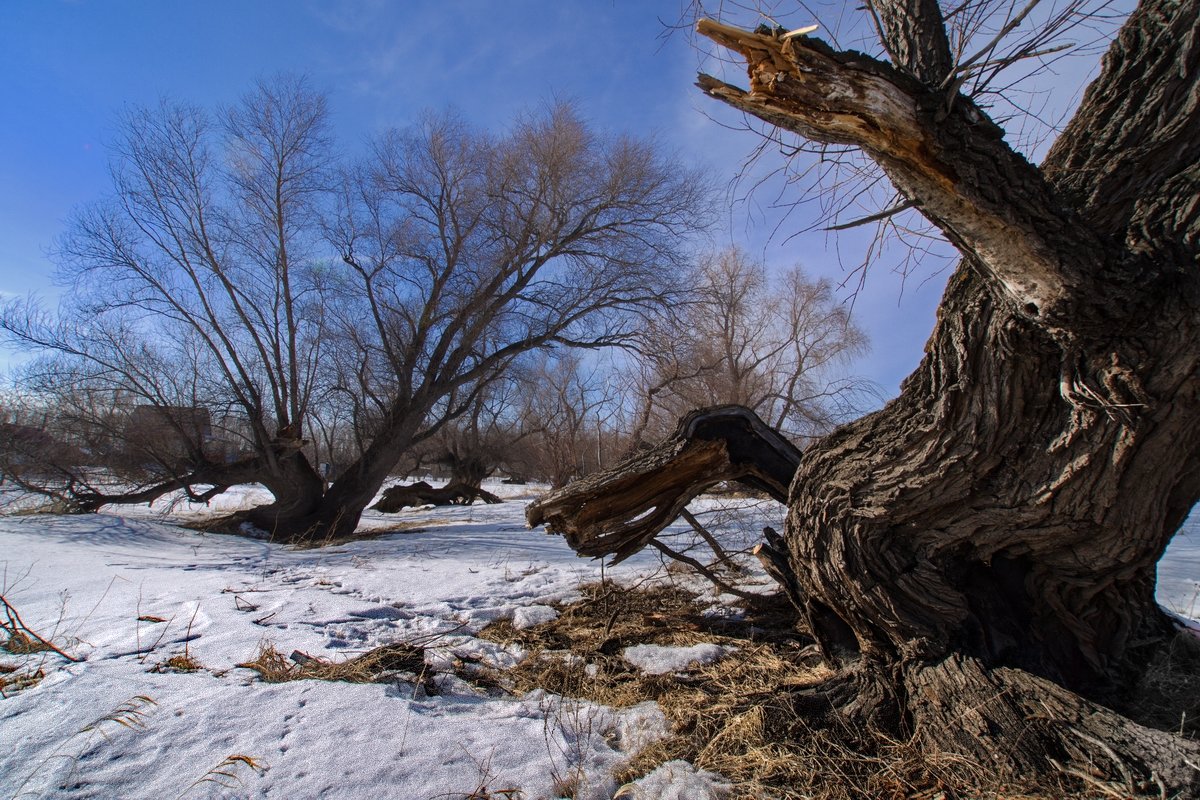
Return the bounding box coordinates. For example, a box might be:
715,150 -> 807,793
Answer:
441,450 -> 493,490
64,442 -> 324,521
76,410 -> 429,543
236,449 -> 327,536
692,0 -> 1200,690
778,264 -> 1200,686
530,0 -> 1200,792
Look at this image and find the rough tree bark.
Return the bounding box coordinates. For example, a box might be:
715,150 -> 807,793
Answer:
529,405 -> 800,561
530,0 -> 1200,792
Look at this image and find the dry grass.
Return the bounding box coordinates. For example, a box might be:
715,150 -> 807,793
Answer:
151,653 -> 204,673
477,582 -> 914,799
0,661 -> 45,696
7,695 -> 159,799
238,641 -> 430,686
1123,627 -> 1200,737
0,586 -> 71,696
479,582 -> 819,703
3,630 -> 56,655
1,593 -> 81,662
477,582 -> 1148,800
179,753 -> 270,796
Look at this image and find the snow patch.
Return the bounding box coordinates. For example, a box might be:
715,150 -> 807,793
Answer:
0,498 -> 670,800
616,759 -> 733,799
512,604 -> 559,629
623,643 -> 733,675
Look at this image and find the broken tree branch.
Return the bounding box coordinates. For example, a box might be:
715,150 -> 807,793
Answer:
648,539 -> 763,602
526,406 -> 800,563
694,18 -> 1107,328
1,594 -> 83,662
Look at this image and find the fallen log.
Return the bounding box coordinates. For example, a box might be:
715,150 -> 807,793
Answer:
526,406 -> 801,563
372,481 -> 503,513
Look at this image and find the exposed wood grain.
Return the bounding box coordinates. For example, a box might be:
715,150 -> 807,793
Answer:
527,405 -> 800,563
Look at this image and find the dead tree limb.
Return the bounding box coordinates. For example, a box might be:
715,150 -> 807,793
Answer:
680,508 -> 736,567
372,481 -> 503,513
647,539 -> 762,602
526,405 -> 800,563
1,594 -> 83,662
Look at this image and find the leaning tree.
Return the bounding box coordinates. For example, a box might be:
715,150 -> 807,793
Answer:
0,83 -> 712,542
530,0 -> 1200,792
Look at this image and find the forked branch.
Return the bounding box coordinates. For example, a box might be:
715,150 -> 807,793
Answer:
695,18 -> 1106,328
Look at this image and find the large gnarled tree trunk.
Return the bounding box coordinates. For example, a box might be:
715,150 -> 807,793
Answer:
530,0 -> 1200,792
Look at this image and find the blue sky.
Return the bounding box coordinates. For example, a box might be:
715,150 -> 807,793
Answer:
0,0 -> 1121,396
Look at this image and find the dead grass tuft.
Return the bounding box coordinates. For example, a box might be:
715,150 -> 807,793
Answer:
479,582 -> 816,707
1,593 -> 81,662
179,753 -> 271,796
1123,626 -> 1200,737
0,661 -> 45,696
3,630 -> 56,655
237,641 -> 431,687
151,652 -> 204,673
82,694 -> 158,733
8,694 -> 158,799
461,787 -> 525,800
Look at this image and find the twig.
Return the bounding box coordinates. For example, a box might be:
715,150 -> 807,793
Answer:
648,540 -> 761,601
680,508 -> 736,567
0,593 -> 83,662
943,0 -> 1045,86
825,200 -> 918,231
183,602 -> 201,661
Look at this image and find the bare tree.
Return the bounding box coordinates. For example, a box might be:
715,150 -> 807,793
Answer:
1,88 -> 713,541
512,351 -> 625,488
2,76 -> 331,513
0,388 -> 89,502
632,247 -> 874,444
530,0 -> 1200,793
300,102 -> 709,538
397,374 -> 529,493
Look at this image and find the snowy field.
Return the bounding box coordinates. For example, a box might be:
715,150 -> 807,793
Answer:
0,482 -> 752,800
0,480 -> 1197,799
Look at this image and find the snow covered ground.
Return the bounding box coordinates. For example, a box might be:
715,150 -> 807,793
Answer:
0,482 -> 743,800
1159,510 -> 1200,621
0,480 -> 1196,799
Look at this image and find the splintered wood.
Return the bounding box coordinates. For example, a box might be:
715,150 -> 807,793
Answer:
526,406 -> 800,563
